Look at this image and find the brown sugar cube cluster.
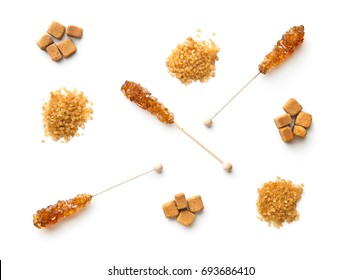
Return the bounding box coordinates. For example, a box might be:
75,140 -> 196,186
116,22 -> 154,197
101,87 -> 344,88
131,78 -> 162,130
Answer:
37,21 -> 83,62
162,193 -> 204,227
274,98 -> 312,142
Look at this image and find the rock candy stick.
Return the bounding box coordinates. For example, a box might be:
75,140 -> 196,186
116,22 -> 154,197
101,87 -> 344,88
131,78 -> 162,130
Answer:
204,25 -> 305,128
33,194 -> 92,229
33,164 -> 163,229
121,81 -> 232,172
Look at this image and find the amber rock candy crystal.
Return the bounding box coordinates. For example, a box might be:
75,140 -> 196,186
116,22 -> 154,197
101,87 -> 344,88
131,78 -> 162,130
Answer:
121,81 -> 175,124
33,194 -> 92,229
258,25 -> 304,74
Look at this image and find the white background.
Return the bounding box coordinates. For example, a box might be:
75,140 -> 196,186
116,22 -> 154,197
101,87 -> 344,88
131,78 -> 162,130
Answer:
0,0 -> 360,279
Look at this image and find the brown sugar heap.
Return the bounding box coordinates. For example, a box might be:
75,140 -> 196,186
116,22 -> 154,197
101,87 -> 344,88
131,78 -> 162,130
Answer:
121,81 -> 174,124
259,25 -> 304,74
42,88 -> 93,142
257,177 -> 303,228
166,36 -> 220,85
33,193 -> 92,229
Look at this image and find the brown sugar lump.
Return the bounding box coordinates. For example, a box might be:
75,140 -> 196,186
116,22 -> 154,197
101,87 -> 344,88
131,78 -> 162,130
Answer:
278,126 -> 294,142
295,112 -> 312,128
37,34 -> 54,50
166,36 -> 220,85
293,125 -> 307,138
42,88 -> 93,142
46,44 -> 62,62
274,113 -> 292,128
57,39 -> 77,58
66,25 -> 83,38
174,193 -> 187,210
177,210 -> 196,226
162,200 -> 179,218
283,98 -> 303,116
187,195 -> 204,213
257,177 -> 303,228
47,21 -> 66,40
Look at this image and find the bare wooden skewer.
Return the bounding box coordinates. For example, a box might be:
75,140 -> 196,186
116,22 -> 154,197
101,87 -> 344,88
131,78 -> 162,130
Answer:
93,163 -> 163,197
174,122 -> 232,172
204,72 -> 260,128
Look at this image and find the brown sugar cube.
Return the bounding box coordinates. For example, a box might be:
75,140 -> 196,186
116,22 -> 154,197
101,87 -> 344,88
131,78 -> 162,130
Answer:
177,210 -> 196,226
293,125 -> 307,138
283,98 -> 303,116
174,193 -> 187,210
274,113 -> 292,128
279,126 -> 294,142
47,21 -> 66,40
66,25 -> 83,38
37,34 -> 54,50
57,39 -> 77,58
188,195 -> 204,213
295,112 -> 312,128
162,200 -> 179,218
46,44 -> 62,62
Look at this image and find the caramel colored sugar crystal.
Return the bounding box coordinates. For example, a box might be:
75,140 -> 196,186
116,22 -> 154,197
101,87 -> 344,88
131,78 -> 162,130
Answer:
42,88 -> 93,142
174,193 -> 187,210
274,113 -> 292,128
121,81 -> 175,124
188,195 -> 204,213
37,34 -> 54,50
279,126 -> 294,142
177,210 -> 196,226
283,98 -> 303,116
66,25 -> 83,38
295,112 -> 312,128
46,44 -> 62,62
33,194 -> 92,229
47,21 -> 66,40
166,37 -> 220,85
257,178 -> 303,228
57,39 -> 77,58
293,125 -> 307,138
162,200 -> 179,218
258,25 -> 304,74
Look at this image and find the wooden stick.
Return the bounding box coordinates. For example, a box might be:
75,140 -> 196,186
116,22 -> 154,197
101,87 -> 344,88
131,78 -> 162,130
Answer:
174,122 -> 232,172
92,163 -> 163,197
204,72 -> 261,128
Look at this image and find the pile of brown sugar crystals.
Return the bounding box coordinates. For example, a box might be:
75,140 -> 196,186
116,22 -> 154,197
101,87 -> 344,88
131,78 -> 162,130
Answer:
42,88 -> 93,142
274,98 -> 312,142
257,177 -> 303,228
166,32 -> 220,85
162,193 -> 204,226
37,21 -> 83,62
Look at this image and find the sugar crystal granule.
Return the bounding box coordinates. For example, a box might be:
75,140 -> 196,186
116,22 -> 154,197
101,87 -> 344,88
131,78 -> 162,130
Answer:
257,177 -> 303,228
166,36 -> 220,85
42,88 -> 93,142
